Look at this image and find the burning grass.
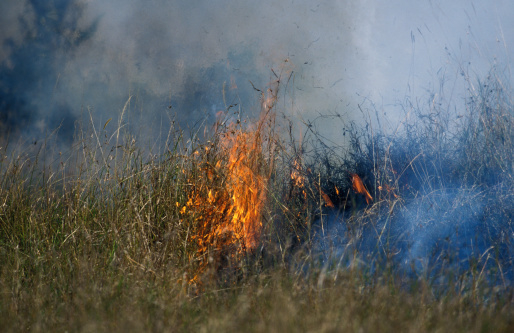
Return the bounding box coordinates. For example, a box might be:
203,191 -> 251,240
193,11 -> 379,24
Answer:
1,67 -> 514,331
184,101 -> 276,284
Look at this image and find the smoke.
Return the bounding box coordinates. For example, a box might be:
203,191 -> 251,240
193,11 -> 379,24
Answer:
0,0 -> 98,145
0,0 -> 513,146
313,186 -> 514,284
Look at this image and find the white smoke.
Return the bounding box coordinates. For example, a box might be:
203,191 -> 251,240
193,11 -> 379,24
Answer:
0,0 -> 513,144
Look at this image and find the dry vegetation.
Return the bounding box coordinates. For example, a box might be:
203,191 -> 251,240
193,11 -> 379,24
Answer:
1,68 -> 514,332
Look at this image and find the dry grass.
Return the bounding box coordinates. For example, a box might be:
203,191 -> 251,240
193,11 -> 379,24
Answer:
1,68 -> 514,332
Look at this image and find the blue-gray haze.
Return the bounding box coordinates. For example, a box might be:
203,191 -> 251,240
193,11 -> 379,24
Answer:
1,0 -> 512,146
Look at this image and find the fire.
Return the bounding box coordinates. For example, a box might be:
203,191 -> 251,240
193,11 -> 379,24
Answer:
189,127 -> 268,252
185,87 -> 277,284
351,173 -> 373,205
319,186 -> 335,208
291,159 -> 305,188
312,182 -> 334,208
221,124 -> 267,250
378,183 -> 399,199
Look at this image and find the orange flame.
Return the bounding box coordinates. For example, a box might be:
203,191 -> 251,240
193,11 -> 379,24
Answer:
185,67 -> 291,286
221,125 -> 267,249
351,173 -> 373,205
190,127 -> 267,254
378,183 -> 399,199
291,159 -> 305,188
187,108 -> 275,285
312,182 -> 334,208
320,188 -> 334,208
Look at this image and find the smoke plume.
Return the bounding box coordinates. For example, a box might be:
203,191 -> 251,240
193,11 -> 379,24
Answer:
1,0 -> 513,148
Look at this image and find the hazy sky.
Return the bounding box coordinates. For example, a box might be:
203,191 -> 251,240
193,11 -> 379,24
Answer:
0,0 -> 512,146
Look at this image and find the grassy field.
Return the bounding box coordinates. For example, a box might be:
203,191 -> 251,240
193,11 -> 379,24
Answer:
1,69 -> 514,332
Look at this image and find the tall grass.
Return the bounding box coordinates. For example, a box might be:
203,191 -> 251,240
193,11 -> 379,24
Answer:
1,68 -> 513,331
